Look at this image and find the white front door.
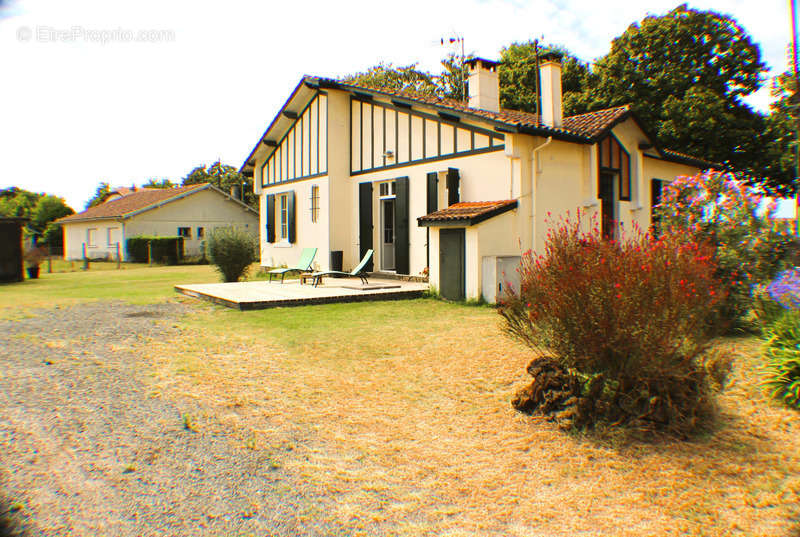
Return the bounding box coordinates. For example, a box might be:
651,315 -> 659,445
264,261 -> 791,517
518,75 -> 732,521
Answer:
380,198 -> 395,271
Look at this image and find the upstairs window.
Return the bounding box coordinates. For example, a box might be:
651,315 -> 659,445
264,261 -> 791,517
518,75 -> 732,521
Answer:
598,135 -> 631,201
178,227 -> 191,238
310,185 -> 320,223
196,227 -> 205,239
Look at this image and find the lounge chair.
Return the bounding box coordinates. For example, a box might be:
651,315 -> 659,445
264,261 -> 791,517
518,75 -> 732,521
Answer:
268,247 -> 317,283
311,249 -> 373,287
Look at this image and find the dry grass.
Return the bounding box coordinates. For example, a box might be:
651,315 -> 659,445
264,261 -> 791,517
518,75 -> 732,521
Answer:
141,300 -> 800,536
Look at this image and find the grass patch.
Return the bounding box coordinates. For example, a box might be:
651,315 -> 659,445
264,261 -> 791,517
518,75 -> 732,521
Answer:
4,264 -> 799,535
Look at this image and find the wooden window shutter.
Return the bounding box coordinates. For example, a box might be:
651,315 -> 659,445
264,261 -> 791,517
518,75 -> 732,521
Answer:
358,182 -> 374,272
394,176 -> 410,275
446,168 -> 460,206
426,172 -> 438,214
287,191 -> 296,243
266,194 -> 276,243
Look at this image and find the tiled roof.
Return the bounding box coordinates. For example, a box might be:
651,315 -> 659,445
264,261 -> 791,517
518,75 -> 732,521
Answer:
56,184 -> 209,223
418,200 -> 518,227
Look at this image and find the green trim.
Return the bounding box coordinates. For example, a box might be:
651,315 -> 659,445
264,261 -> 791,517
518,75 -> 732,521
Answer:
350,145 -> 504,177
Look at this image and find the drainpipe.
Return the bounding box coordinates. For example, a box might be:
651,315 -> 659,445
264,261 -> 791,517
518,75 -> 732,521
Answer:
531,137 -> 552,253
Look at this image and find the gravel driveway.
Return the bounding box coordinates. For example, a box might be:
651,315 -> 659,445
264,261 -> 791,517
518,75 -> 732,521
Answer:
0,302 -> 337,536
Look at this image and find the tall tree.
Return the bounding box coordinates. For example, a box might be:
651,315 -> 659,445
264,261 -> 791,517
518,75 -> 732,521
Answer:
763,70 -> 799,194
182,161 -> 256,207
586,4 -> 768,177
498,42 -> 594,117
86,182 -> 111,209
30,195 -> 74,248
142,178 -> 176,189
342,63 -> 440,97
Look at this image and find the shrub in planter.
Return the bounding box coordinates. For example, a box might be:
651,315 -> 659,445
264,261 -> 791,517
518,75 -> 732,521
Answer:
499,215 -> 728,436
24,246 -> 46,279
206,226 -> 258,282
655,170 -> 796,326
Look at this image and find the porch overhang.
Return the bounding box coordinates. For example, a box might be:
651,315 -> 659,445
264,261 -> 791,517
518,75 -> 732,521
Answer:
417,200 -> 518,228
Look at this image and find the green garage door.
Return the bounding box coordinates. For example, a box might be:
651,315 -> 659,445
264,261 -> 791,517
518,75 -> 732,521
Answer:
439,228 -> 465,301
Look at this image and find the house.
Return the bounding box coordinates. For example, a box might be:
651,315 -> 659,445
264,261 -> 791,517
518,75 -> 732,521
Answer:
55,183 -> 258,261
239,54 -> 716,301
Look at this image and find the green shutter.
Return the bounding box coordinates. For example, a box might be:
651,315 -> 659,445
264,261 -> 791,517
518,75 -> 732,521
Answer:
446,168 -> 460,206
266,194 -> 275,243
394,176 -> 410,275
426,172 -> 438,214
287,191 -> 296,243
358,182 -> 374,272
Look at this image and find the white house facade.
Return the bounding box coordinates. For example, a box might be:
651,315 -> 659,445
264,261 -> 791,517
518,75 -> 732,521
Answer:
240,55 -> 712,301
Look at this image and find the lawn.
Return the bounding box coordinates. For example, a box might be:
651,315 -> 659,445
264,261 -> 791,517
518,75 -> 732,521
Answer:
2,266 -> 799,536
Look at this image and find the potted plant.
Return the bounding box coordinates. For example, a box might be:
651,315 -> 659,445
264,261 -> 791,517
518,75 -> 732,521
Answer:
24,246 -> 46,279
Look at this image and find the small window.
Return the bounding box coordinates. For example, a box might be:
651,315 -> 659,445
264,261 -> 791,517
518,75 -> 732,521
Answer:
310,185 -> 320,223
651,179 -> 666,234
106,227 -> 119,246
87,228 -> 97,247
279,194 -> 289,240
197,227 -> 204,239
178,227 -> 191,238
379,180 -> 396,199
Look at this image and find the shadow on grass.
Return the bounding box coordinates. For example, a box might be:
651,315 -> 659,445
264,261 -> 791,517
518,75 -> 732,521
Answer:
0,493 -> 23,537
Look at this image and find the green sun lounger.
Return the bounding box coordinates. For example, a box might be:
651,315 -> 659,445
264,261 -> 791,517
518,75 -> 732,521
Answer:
268,247 -> 317,283
311,249 -> 373,287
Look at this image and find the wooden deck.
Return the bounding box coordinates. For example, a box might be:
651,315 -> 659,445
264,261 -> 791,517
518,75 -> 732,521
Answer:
175,278 -> 429,310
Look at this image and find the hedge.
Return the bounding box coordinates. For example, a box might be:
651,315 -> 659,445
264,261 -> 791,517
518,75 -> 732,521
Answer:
126,236 -> 184,264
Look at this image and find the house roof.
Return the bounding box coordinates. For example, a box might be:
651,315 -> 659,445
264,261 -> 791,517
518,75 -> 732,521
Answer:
240,75 -> 719,175
418,200 -> 518,227
55,183 -> 256,224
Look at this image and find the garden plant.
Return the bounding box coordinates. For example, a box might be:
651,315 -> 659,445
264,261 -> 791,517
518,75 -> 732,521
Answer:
205,226 -> 258,282
499,215 -> 729,436
759,268 -> 800,410
654,170 -> 797,326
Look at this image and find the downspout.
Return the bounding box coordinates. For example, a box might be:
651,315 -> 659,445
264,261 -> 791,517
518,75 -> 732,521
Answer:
531,137 -> 552,253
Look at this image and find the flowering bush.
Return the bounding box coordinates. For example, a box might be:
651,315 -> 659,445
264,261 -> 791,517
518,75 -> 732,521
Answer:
655,170 -> 796,325
753,268 -> 800,330
499,215 -> 728,435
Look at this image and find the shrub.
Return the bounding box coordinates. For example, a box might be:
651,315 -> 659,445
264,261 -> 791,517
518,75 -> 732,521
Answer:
125,236 -> 184,264
761,309 -> 800,409
499,215 -> 727,435
753,268 -> 800,331
655,170 -> 796,325
206,226 -> 258,282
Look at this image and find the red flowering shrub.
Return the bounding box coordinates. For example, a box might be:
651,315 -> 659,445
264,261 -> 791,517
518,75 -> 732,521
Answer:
499,216 -> 729,435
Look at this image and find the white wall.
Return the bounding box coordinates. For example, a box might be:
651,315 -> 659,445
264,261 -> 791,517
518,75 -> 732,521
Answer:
123,188 -> 258,258
63,219 -> 123,260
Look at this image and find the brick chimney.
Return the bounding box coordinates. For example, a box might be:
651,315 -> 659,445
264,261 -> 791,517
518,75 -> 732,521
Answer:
465,57 -> 500,113
539,52 -> 563,128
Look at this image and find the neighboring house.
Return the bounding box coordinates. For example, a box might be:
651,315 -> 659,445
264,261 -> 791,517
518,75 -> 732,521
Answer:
55,183 -> 258,260
239,55 -> 716,301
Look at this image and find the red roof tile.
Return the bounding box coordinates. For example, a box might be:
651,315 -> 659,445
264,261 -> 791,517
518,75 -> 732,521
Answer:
418,200 -> 518,227
56,184 -> 209,223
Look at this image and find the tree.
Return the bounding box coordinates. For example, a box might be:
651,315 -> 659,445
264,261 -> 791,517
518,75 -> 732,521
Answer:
342,62 -> 440,97
763,71 -> 799,195
586,4 -> 769,178
31,195 -> 74,248
498,42 -> 594,116
86,182 -> 111,209
0,187 -> 40,218
182,161 -> 256,207
142,178 -> 176,189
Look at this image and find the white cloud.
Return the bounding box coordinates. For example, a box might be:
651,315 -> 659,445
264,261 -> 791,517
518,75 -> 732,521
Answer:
0,0 -> 790,210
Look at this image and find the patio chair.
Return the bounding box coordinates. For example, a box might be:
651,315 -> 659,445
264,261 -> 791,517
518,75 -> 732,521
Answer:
268,247 -> 317,283
311,249 -> 373,288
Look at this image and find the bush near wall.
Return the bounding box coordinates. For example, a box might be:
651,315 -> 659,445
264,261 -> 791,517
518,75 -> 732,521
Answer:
499,215 -> 729,436
205,226 -> 258,282
125,236 -> 184,265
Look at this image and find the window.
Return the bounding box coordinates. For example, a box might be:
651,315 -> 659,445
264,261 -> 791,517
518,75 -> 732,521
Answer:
279,194 -> 289,240
598,135 -> 631,201
177,227 -> 191,238
197,227 -> 205,239
310,185 -> 320,223
379,180 -> 396,199
87,228 -> 97,247
107,227 -> 119,246
651,179 -> 666,234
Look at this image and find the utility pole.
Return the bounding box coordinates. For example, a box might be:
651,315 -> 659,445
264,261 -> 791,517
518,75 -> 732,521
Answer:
441,34 -> 466,102
534,39 -> 541,127
790,0 -> 800,234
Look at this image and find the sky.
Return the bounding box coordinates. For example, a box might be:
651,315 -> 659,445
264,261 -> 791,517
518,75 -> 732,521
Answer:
0,0 -> 795,213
